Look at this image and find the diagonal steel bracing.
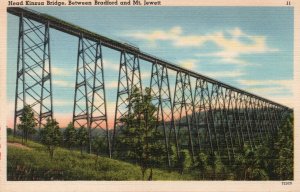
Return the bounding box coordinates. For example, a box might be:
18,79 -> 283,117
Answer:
173,72 -> 196,162
10,8 -> 293,167
150,61 -> 182,166
194,79 -> 215,154
73,36 -> 110,156
247,97 -> 263,146
217,87 -> 234,162
112,51 -> 142,153
14,15 -> 53,134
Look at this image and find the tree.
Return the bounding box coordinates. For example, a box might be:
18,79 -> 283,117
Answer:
40,118 -> 62,159
176,149 -> 192,175
273,114 -> 294,180
92,135 -> 106,157
233,144 -> 269,180
63,122 -> 77,150
7,128 -> 13,136
17,105 -> 37,143
207,152 -> 226,180
194,152 -> 209,179
76,126 -> 89,155
116,87 -> 165,180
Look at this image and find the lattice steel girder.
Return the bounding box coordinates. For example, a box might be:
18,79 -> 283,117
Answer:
243,95 -> 256,148
224,89 -> 237,154
232,92 -> 246,148
73,36 -> 89,129
218,87 -> 235,161
205,82 -> 219,153
173,71 -> 195,161
262,102 -> 274,135
273,105 -> 282,130
89,41 -> 111,157
73,36 -> 111,156
150,61 -> 178,166
227,90 -> 242,148
257,100 -> 269,139
250,98 -> 264,144
266,103 -> 277,134
193,79 -> 214,154
259,100 -> 272,138
209,84 -> 230,160
112,51 -> 142,151
239,93 -> 255,148
269,104 -> 280,131
14,14 -> 53,134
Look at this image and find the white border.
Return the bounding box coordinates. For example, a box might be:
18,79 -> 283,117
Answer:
1,0 -> 299,191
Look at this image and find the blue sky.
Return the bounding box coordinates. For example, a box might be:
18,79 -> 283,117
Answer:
7,7 -> 294,127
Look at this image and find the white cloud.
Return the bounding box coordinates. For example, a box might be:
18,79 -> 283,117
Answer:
53,99 -> 74,107
247,87 -> 288,95
141,72 -> 151,79
52,67 -> 72,76
105,81 -> 118,89
168,70 -> 177,78
124,26 -> 205,47
125,26 -> 278,66
266,95 -> 293,108
53,80 -> 74,88
238,79 -> 293,91
203,70 -> 245,78
103,59 -> 119,71
228,28 -> 244,37
178,59 -> 198,70
237,79 -> 293,107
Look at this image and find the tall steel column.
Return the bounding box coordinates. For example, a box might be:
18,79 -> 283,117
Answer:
173,72 -> 195,162
218,87 -> 234,161
224,89 -> 237,155
90,41 -> 111,157
14,14 -> 53,134
227,90 -> 240,148
150,61 -> 179,166
208,83 -> 221,154
249,97 -> 264,145
194,79 -> 215,154
243,95 -> 255,148
73,36 -> 110,156
112,51 -> 142,152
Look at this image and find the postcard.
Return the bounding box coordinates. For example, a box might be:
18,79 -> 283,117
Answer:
0,0 -> 299,191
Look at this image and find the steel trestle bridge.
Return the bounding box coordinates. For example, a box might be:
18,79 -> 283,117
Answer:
8,7 -> 292,166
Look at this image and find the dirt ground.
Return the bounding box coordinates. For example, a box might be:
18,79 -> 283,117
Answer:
7,142 -> 32,150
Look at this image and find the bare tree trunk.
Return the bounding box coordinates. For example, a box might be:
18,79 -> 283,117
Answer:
148,168 -> 153,180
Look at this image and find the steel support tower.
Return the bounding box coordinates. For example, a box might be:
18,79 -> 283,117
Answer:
14,14 -> 53,134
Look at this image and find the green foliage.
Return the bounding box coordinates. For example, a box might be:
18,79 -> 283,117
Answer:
194,152 -> 209,179
7,111 -> 294,181
76,126 -> 89,155
92,135 -> 107,157
63,122 -> 76,150
7,128 -> 13,135
206,152 -> 226,180
176,149 -> 192,175
17,105 -> 37,143
7,137 -> 193,180
116,87 -> 165,179
40,118 -> 62,159
273,114 -> 294,180
231,145 -> 268,180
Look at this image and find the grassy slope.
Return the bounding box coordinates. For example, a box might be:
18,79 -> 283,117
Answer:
7,136 -> 194,180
